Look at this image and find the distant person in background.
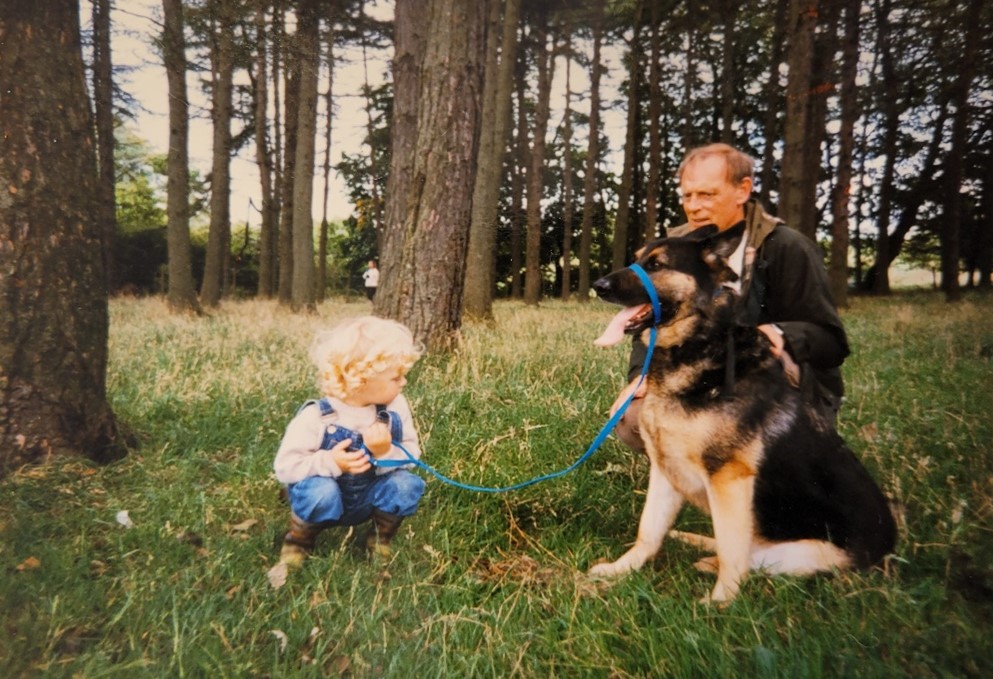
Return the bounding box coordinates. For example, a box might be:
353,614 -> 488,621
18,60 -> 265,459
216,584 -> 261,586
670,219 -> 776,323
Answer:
362,260 -> 379,300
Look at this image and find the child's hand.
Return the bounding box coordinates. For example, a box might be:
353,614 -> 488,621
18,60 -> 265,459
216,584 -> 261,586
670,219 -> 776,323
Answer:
361,421 -> 392,458
328,438 -> 371,474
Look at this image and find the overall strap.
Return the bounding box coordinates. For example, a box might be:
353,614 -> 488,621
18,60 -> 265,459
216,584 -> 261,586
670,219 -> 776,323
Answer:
316,397 -> 335,417
375,404 -> 404,443
296,397 -> 336,418
304,398 -> 403,452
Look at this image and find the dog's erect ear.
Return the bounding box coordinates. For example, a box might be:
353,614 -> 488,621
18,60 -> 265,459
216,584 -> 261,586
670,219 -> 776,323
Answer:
683,224 -> 719,242
701,224 -> 745,283
701,222 -> 744,273
707,222 -> 745,256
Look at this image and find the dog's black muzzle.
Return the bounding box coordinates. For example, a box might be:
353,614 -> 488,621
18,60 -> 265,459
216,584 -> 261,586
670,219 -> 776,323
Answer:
593,270 -> 648,307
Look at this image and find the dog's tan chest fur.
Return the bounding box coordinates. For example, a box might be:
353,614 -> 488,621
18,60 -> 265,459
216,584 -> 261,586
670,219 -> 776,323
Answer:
639,396 -> 726,512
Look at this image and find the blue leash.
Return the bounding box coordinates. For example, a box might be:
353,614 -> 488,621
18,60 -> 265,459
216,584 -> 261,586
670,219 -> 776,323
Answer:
368,264 -> 661,493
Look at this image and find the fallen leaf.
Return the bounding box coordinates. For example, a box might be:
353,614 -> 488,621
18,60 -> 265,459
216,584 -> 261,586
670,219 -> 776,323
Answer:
327,655 -> 351,674
309,590 -> 328,608
115,510 -> 135,529
269,629 -> 288,652
16,556 -> 41,571
595,463 -> 627,475
229,518 -> 258,533
859,422 -> 879,442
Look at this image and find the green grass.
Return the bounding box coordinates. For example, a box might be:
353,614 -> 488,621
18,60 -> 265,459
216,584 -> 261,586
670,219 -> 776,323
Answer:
2,292 -> 992,678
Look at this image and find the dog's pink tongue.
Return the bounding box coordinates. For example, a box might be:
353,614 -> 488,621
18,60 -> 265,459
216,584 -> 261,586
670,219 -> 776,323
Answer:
594,304 -> 650,347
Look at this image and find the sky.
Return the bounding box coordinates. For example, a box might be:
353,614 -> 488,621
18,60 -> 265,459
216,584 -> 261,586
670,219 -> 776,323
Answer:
90,1 -> 626,228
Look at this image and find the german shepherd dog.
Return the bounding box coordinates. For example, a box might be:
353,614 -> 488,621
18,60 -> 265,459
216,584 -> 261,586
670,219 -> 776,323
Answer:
589,224 -> 896,603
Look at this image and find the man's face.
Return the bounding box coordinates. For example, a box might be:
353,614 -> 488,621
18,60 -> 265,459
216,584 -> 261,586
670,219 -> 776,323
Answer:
679,155 -> 752,231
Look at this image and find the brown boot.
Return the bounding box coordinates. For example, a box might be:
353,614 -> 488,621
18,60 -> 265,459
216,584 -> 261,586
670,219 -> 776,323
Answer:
365,509 -> 404,558
279,513 -> 323,568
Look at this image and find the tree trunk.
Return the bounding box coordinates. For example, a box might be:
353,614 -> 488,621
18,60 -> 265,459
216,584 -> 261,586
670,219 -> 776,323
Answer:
718,0 -> 736,143
577,1 -> 604,302
1,0 -> 126,474
976,146 -> 993,289
92,0 -> 117,293
758,0 -> 788,207
377,0 -> 485,350
872,0 -> 898,294
277,40 -> 299,305
645,0 -> 661,243
509,46 -> 528,299
780,0 -> 818,239
853,100 -> 871,287
680,0 -> 696,148
360,4 -> 385,242
560,42 -> 575,300
162,0 -> 202,313
201,0 -> 236,308
289,0 -> 320,312
379,0 -> 425,305
940,0 -> 982,301
254,5 -> 277,298
524,13 -> 553,306
801,0 -> 839,240
612,0 -> 643,269
465,0 -> 521,318
828,0 -> 860,307
318,32 -> 334,302
464,0 -> 500,314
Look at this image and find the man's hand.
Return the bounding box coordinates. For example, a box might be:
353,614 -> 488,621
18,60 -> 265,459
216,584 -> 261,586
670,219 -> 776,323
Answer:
610,377 -> 647,416
328,438 -> 371,474
757,323 -> 785,357
758,324 -> 800,387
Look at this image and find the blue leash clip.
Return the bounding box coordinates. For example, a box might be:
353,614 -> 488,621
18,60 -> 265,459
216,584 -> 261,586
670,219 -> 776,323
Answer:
371,263 -> 661,493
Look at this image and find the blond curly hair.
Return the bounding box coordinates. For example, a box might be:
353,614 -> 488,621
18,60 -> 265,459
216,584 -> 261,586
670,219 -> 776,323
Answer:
309,316 -> 422,399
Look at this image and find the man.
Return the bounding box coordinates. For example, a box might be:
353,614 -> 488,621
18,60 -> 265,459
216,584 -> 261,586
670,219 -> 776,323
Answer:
612,143 -> 849,451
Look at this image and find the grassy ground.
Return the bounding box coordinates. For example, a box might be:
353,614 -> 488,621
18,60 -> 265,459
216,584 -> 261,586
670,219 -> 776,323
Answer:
2,291 -> 992,678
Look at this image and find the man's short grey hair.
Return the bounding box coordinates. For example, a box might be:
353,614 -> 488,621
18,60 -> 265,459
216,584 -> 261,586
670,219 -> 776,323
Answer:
678,143 -> 755,185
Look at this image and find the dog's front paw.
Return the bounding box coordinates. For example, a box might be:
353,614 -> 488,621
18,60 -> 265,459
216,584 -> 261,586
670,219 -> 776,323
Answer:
706,581 -> 739,605
588,544 -> 656,578
588,559 -> 631,579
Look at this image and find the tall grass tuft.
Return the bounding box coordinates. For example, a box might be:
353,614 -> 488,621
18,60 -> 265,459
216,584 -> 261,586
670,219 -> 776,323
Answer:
2,292 -> 992,678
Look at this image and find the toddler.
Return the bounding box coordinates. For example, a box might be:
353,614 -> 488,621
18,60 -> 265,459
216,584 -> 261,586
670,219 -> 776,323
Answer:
274,316 -> 425,566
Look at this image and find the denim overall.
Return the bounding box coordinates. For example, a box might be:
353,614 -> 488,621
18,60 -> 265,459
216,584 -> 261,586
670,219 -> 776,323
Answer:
286,398 -> 424,526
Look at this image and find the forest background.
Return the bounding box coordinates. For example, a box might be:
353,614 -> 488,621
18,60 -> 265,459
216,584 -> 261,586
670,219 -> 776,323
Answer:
1,0 -> 992,515
85,0 -> 993,313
